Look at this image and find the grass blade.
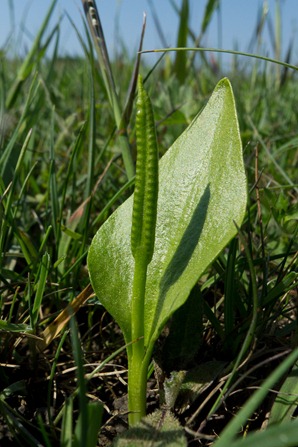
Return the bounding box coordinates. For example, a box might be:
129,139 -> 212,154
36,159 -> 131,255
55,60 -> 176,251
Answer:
5,0 -> 58,109
224,419 -> 298,447
32,252 -> 50,328
174,0 -> 189,83
142,47 -> 298,72
61,396 -> 74,447
213,348 -> 298,447
269,360 -> 298,424
1,74 -> 39,185
208,223 -> 259,416
201,0 -> 220,35
70,316 -> 88,447
82,0 -> 134,179
49,108 -> 60,243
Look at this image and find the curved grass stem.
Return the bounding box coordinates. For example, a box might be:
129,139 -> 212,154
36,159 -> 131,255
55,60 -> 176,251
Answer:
142,47 -> 298,72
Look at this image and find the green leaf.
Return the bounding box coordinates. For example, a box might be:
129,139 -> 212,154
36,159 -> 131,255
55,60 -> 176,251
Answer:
201,0 -> 220,35
32,252 -> 50,328
88,77 -> 247,353
113,409 -> 187,446
74,401 -> 103,447
5,0 -> 58,110
61,396 -> 74,447
269,361 -> 298,424
213,349 -> 298,447
221,419 -> 298,447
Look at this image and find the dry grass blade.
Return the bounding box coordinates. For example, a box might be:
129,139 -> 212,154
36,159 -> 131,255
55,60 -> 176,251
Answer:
38,284 -> 94,351
82,0 -> 116,105
81,0 -> 135,179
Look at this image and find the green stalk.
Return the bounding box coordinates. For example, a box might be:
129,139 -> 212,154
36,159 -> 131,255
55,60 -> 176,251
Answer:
128,76 -> 159,426
142,46 -> 298,72
128,351 -> 152,426
128,257 -> 155,425
274,0 -> 281,87
131,256 -> 147,348
5,0 -> 58,109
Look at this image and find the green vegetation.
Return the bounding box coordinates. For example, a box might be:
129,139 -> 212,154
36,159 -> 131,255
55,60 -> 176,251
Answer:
88,75 -> 247,427
0,0 -> 297,446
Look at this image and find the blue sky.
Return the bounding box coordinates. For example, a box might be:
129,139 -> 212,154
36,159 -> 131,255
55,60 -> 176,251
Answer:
1,0 -> 298,66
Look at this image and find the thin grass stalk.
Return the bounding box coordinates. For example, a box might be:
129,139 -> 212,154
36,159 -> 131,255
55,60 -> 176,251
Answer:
36,416 -> 52,447
0,73 -> 39,186
58,122 -> 87,225
5,0 -> 58,109
216,1 -> 222,68
208,223 -> 259,417
91,177 -> 135,228
142,47 -> 298,72
248,117 -> 298,193
0,129 -> 34,272
274,0 -> 281,87
224,238 -> 238,339
49,107 -> 60,244
0,402 -> 44,446
174,0 -> 189,84
60,396 -> 74,447
213,348 -> 298,447
57,123 -> 86,275
69,316 -> 88,445
77,67 -> 95,254
82,0 -> 115,106
32,252 -> 50,329
47,330 -> 69,429
54,341 -> 130,427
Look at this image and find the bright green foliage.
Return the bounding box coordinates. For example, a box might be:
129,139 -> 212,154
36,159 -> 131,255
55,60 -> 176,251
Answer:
201,0 -> 220,35
88,77 -> 247,427
1,0 -> 298,443
88,77 -> 246,350
269,360 -> 298,424
174,0 -> 189,84
128,76 -> 160,424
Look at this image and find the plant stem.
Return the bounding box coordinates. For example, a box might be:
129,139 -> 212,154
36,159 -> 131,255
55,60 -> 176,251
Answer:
128,348 -> 150,426
131,255 -> 147,343
128,255 -> 148,425
127,76 -> 159,426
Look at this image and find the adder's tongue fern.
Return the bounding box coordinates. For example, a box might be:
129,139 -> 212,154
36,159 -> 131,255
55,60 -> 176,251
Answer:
130,75 -> 159,346
128,76 -> 159,425
131,76 -> 159,265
